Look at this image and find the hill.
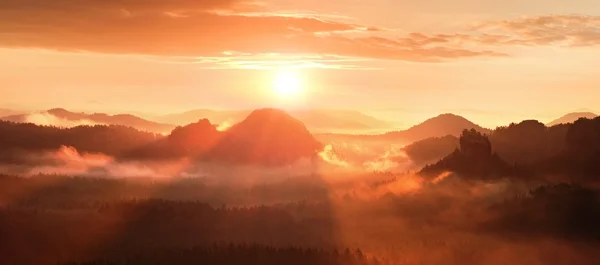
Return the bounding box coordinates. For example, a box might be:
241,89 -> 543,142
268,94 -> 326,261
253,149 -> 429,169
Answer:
122,119 -> 222,160
547,112 -> 598,126
384,113 -> 490,142
1,108 -> 176,134
208,108 -> 323,166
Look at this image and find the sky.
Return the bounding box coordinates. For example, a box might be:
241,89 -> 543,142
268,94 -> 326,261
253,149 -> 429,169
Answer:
1,0 -> 600,127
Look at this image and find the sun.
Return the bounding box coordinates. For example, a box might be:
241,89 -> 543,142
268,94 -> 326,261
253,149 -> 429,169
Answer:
273,70 -> 303,98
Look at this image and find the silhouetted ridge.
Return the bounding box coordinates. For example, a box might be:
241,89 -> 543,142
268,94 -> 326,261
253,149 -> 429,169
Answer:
420,129 -> 512,179
543,116 -> 600,178
0,121 -> 160,162
209,108 -> 323,166
1,108 -> 175,134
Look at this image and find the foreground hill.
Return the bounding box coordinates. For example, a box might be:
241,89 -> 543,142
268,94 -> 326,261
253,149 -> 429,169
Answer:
547,112 -> 598,126
405,120 -> 569,171
415,116 -> 600,181
209,108 -> 323,166
128,108 -> 323,165
1,108 -> 176,134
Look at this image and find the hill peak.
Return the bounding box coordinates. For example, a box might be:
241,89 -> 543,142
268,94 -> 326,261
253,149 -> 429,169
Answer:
548,112 -> 598,126
209,108 -> 322,166
385,113 -> 489,142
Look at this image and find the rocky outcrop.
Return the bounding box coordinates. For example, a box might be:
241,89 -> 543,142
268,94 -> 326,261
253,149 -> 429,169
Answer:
420,129 -> 512,180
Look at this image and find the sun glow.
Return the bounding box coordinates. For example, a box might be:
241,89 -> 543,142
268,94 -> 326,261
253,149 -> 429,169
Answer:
273,70 -> 303,98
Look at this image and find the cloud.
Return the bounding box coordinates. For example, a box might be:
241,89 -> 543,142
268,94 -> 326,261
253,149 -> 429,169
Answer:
0,0 -> 505,62
472,14 -> 600,47
152,53 -> 380,70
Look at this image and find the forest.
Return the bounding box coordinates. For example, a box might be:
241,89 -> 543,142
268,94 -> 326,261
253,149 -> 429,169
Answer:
0,113 -> 599,265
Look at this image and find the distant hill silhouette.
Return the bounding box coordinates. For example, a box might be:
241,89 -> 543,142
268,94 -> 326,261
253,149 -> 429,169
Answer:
208,108 -> 323,166
159,108 -> 391,132
420,129 -> 512,180
547,112 -> 598,126
294,109 -> 391,131
1,108 -> 176,134
0,108 -> 24,117
383,113 -> 489,142
313,113 -> 489,145
158,109 -> 249,127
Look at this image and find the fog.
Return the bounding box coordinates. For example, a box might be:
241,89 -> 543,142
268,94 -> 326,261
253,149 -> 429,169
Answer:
1,140 -> 599,265
24,112 -> 103,127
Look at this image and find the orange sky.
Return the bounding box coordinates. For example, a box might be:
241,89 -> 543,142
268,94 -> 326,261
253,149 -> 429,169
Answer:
1,0 -> 599,127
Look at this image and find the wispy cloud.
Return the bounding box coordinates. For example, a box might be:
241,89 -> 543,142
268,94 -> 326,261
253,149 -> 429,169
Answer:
148,53 -> 393,70
473,15 -> 600,47
0,0 -> 506,63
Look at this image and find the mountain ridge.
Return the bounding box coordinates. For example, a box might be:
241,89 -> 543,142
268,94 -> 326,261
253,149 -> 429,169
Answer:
158,108 -> 393,132
1,108 -> 176,134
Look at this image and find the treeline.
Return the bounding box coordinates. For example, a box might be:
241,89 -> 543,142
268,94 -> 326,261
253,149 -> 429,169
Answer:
0,199 -> 339,265
1,175 -> 600,264
0,174 -> 332,207
483,183 -> 600,241
0,121 -> 161,159
60,244 -> 382,265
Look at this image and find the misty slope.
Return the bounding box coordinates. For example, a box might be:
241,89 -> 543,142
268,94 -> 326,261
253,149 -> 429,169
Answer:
1,108 -> 176,134
208,108 -> 323,166
384,113 -> 490,142
403,135 -> 459,167
547,112 -> 598,126
123,119 -> 222,159
159,109 -> 391,132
